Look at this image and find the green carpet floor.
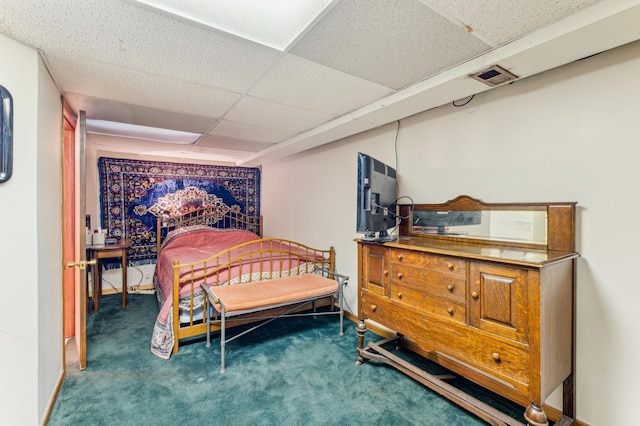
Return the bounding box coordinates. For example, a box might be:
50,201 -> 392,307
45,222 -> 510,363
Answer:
49,294 -> 527,425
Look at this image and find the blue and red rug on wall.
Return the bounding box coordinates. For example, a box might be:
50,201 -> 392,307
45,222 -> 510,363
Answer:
98,157 -> 261,265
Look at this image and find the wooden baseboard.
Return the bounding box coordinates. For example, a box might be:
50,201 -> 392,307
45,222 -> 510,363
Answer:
543,405 -> 589,426
42,370 -> 65,426
348,315 -> 589,426
344,309 -> 359,324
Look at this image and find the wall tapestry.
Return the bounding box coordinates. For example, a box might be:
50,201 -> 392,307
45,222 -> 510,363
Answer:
98,157 -> 261,264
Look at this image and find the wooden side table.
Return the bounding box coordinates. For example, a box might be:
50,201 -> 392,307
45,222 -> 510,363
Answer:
87,238 -> 133,312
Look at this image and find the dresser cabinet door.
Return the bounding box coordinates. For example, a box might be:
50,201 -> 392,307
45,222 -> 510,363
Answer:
469,262 -> 529,344
361,244 -> 390,297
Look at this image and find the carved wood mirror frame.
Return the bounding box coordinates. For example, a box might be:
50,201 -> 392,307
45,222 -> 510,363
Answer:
398,195 -> 576,252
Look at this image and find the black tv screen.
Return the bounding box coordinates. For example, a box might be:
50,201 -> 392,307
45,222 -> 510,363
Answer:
356,152 -> 398,242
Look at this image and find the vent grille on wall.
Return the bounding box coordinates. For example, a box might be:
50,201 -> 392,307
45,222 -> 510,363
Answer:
470,65 -> 518,87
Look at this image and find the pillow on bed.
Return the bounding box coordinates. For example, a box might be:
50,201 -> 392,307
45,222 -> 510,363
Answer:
161,225 -> 259,252
164,224 -> 215,240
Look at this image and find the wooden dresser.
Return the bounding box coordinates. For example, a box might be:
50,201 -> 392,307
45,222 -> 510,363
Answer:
356,196 -> 578,426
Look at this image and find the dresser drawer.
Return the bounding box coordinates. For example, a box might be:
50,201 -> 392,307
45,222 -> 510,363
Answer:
391,263 -> 466,303
392,250 -> 465,278
442,331 -> 531,386
361,290 -> 530,385
391,284 -> 466,324
360,290 -> 407,336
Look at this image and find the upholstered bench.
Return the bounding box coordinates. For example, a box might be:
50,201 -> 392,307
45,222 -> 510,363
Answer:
201,270 -> 348,372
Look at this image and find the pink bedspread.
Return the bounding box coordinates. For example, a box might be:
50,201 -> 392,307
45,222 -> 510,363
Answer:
150,226 -> 326,359
156,227 -> 260,301
151,226 -> 260,358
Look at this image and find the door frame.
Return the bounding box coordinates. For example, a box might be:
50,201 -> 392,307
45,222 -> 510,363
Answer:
62,106 -> 88,370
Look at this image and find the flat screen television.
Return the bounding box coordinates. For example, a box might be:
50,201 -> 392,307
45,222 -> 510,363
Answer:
356,152 -> 398,242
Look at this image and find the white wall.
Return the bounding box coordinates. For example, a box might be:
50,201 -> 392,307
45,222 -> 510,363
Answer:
0,33 -> 63,425
261,39 -> 640,425
36,55 -> 64,420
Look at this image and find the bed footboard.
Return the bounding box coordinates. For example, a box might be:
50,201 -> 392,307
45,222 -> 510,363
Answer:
171,238 -> 337,355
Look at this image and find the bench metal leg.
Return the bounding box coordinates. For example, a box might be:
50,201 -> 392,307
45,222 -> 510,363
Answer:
220,312 -> 227,373
205,298 -> 211,348
202,271 -> 349,374
339,283 -> 344,336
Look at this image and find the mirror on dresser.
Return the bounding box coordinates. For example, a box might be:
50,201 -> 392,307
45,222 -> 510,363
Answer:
397,194 -> 576,252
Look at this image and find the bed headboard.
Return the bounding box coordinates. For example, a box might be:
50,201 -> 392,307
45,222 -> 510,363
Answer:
156,206 -> 263,256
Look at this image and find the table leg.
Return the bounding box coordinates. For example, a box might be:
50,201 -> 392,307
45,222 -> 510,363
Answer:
86,263 -> 91,313
93,258 -> 100,313
121,249 -> 127,308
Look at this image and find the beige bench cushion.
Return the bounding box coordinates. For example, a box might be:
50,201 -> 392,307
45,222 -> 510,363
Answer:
209,274 -> 338,313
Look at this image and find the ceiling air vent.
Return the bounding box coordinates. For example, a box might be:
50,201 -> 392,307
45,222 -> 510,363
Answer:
470,65 -> 518,87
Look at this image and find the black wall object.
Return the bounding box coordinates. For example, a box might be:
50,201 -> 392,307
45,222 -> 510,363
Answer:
0,85 -> 13,183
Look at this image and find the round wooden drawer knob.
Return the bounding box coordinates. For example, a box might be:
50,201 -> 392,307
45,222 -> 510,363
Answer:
398,254 -> 403,261
492,352 -> 501,362
447,285 -> 454,292
471,291 -> 479,299
383,270 -> 389,276
397,273 -> 403,279
397,292 -> 403,299
447,263 -> 455,270
447,307 -> 454,315
371,304 -> 377,312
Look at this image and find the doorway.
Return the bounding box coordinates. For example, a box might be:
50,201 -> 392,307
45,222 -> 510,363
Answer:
62,107 -> 88,370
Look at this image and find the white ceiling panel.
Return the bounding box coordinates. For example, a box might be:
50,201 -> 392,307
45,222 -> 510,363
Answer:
52,56 -> 243,119
65,93 -> 219,133
425,0 -> 602,46
196,134 -> 275,152
0,0 -> 637,165
208,120 -> 295,144
240,112 -> 378,165
90,134 -> 239,164
0,0 -> 281,93
289,0 -> 491,90
224,96 -> 336,134
249,55 -> 394,115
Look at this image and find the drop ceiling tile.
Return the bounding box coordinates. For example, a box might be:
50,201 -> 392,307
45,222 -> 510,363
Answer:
196,134 -> 275,152
89,132 -> 253,164
209,120 -> 296,144
185,145 -> 262,164
250,55 -> 394,115
289,0 -> 491,90
1,0 -> 280,93
92,138 -> 251,164
65,93 -> 218,133
224,96 -> 336,134
426,0 -> 601,45
48,54 -> 241,118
